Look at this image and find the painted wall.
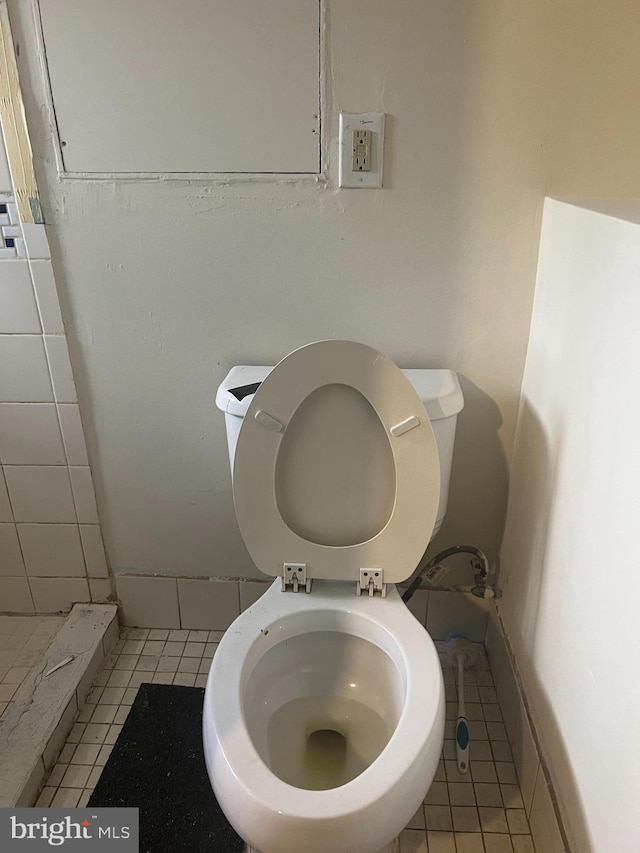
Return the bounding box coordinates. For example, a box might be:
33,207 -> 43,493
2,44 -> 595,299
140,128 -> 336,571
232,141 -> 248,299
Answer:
499,199 -> 640,852
7,0 -> 640,587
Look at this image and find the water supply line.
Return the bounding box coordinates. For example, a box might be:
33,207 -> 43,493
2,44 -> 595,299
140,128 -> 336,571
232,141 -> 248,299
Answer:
401,544 -> 496,603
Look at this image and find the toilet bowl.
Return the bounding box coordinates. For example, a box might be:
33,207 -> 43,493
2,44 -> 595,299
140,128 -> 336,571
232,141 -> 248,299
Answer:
203,581 -> 444,853
203,340 -> 464,853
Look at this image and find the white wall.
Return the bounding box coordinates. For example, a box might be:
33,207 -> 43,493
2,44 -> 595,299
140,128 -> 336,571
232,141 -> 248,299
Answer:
7,1 -> 530,580
500,199 -> 640,852
8,0 -> 640,584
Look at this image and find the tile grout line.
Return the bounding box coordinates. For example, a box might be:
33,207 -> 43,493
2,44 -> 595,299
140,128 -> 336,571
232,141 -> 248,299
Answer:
35,632 -> 536,851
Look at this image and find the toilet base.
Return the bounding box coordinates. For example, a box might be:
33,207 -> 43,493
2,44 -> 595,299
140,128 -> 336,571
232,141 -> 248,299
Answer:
246,838 -> 399,853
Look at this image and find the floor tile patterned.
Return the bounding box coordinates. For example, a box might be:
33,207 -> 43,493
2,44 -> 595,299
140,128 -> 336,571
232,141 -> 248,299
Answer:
36,629 -> 536,851
35,627 -> 217,808
398,641 -> 536,851
0,614 -> 64,723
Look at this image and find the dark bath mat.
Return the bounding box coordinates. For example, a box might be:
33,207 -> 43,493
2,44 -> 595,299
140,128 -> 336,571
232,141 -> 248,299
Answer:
89,683 -> 244,853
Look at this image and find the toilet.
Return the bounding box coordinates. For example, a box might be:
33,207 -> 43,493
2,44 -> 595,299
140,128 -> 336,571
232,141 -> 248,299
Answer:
203,340 -> 464,853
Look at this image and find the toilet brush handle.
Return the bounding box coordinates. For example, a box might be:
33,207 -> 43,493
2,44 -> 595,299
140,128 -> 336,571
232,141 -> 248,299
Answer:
456,717 -> 470,774
456,655 -> 470,774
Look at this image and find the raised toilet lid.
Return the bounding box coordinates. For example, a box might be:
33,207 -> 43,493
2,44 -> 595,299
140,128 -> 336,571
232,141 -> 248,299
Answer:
233,340 -> 441,585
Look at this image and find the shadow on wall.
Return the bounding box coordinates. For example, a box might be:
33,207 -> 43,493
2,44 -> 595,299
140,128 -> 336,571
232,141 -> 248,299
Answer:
423,375 -> 510,591
501,400 -> 590,851
501,401 -> 558,640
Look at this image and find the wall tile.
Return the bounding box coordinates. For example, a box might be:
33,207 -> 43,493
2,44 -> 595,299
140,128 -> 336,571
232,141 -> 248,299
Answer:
0,195 -> 22,261
43,697 -> 78,770
0,137 -> 12,192
17,523 -> 86,577
486,610 -> 523,745
178,578 -> 240,630
116,575 -> 180,628
6,203 -> 19,226
1,204 -> 19,225
20,223 -> 50,259
101,613 -> 120,656
0,468 -> 13,521
0,335 -> 53,402
69,466 -> 99,523
15,757 -> 46,808
0,576 -> 34,612
29,577 -> 90,613
4,466 -> 76,522
512,701 -> 540,816
89,579 -> 112,602
2,224 -> 21,241
0,133 -> 106,609
529,770 -> 565,853
496,655 -> 520,745
239,580 -> 270,611
0,523 -> 25,576
405,588 -> 429,626
29,260 -> 65,334
486,611 -> 566,847
0,260 -> 41,333
44,336 -> 77,403
0,403 -> 66,465
484,607 -> 507,681
79,525 -> 109,577
58,405 -> 89,465
427,591 -> 491,642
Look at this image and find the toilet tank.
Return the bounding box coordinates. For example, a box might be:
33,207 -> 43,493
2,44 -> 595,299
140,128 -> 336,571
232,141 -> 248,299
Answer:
216,366 -> 463,538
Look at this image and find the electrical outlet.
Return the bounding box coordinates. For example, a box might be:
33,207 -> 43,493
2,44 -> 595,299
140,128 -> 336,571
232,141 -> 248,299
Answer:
339,113 -> 385,188
352,129 -> 371,171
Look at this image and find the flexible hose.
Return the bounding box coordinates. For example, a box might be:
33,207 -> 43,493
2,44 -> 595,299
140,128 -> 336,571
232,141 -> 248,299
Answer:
401,544 -> 490,603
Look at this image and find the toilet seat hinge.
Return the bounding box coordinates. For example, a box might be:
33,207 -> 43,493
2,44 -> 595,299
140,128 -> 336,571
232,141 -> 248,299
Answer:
357,568 -> 386,597
282,563 -> 312,593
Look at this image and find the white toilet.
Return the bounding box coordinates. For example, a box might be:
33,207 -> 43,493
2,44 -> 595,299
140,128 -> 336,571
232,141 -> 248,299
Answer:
203,340 -> 464,853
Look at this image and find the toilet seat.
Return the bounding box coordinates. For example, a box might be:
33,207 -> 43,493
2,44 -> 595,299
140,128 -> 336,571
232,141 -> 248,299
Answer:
233,340 -> 441,586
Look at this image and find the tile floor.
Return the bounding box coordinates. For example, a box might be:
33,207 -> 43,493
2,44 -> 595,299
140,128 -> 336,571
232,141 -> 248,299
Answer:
0,614 -> 65,723
34,628 -> 536,852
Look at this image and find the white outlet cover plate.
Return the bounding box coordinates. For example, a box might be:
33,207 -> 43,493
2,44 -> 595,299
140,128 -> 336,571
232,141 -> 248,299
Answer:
338,112 -> 385,188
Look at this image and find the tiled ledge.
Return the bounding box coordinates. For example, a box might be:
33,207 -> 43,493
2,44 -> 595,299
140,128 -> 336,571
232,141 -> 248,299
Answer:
485,605 -> 569,853
0,603 -> 118,806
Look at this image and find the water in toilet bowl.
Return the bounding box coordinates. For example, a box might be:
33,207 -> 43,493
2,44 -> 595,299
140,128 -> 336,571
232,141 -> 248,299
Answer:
241,627 -> 406,795
267,693 -> 390,790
